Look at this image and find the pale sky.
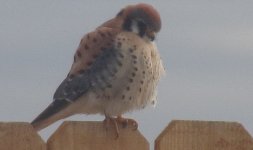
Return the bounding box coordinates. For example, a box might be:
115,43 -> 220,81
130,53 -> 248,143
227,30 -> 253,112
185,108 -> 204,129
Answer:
0,0 -> 253,147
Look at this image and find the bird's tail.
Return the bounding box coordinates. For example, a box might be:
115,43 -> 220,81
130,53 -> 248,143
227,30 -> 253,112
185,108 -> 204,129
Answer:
31,113 -> 61,131
31,100 -> 71,131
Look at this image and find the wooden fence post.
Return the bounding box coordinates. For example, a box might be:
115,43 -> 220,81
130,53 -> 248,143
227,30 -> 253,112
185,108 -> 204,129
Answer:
2,120 -> 253,149
155,120 -> 253,150
47,121 -> 149,150
0,122 -> 46,150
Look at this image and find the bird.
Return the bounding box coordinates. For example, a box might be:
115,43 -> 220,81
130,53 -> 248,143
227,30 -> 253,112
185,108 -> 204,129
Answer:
31,3 -> 164,136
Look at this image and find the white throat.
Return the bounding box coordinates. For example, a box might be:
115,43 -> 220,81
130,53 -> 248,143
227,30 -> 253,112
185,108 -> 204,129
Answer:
131,20 -> 140,34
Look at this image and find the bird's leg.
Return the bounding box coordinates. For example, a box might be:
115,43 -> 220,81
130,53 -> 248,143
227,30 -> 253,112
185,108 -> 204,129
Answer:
116,115 -> 138,130
102,115 -> 138,138
103,115 -> 110,131
103,115 -> 120,138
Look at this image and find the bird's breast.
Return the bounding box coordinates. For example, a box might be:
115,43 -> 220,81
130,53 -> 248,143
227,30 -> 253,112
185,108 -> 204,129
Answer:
93,32 -> 163,115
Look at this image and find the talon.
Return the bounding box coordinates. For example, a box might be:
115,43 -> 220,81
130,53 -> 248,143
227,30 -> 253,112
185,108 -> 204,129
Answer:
131,120 -> 138,130
103,116 -> 120,139
116,116 -> 138,130
103,115 -> 138,139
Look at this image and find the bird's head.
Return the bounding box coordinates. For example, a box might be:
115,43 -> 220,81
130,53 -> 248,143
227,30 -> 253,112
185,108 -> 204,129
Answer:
117,3 -> 161,41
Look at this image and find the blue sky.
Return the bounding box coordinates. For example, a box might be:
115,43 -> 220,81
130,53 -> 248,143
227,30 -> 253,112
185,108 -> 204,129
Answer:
0,0 -> 253,146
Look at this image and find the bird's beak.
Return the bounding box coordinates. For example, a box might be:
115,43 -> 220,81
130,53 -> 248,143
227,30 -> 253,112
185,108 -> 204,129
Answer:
146,29 -> 156,41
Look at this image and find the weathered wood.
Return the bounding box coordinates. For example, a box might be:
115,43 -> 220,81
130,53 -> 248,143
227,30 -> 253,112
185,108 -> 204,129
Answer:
155,120 -> 253,150
0,122 -> 46,150
47,121 -> 149,150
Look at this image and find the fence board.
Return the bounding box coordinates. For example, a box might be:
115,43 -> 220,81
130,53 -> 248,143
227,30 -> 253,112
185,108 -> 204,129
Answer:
2,120 -> 253,150
0,122 -> 46,150
47,121 -> 149,150
155,120 -> 253,150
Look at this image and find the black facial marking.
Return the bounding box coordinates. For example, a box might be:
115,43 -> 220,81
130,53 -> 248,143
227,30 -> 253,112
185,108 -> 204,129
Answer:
123,18 -> 147,38
123,17 -> 132,31
137,21 -> 147,37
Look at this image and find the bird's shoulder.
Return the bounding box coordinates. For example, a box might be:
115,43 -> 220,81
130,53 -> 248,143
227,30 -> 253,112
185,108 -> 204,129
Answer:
68,27 -> 120,76
53,27 -> 122,101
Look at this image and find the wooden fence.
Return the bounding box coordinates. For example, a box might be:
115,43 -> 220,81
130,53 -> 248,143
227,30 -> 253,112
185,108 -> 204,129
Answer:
0,120 -> 253,150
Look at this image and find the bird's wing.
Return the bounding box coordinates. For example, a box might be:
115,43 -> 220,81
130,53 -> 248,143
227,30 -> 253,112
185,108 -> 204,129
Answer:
54,27 -> 120,101
31,27 -> 123,127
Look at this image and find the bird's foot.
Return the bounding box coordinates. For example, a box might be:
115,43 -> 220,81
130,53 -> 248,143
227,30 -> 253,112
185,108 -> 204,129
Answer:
103,116 -> 138,139
116,116 -> 138,130
103,116 -> 120,139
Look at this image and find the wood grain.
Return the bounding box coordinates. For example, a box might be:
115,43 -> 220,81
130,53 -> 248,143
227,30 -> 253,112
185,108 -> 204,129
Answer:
0,122 -> 46,150
47,121 -> 149,150
155,120 -> 253,150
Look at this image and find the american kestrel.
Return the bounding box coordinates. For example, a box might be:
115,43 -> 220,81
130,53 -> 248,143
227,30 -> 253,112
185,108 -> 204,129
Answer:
31,3 -> 164,135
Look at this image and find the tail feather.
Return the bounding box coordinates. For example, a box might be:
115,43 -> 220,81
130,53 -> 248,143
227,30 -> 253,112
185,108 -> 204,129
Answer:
31,100 -> 71,131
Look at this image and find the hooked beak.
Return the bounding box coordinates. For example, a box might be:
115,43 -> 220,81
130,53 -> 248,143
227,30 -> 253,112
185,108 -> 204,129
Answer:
146,29 -> 156,41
